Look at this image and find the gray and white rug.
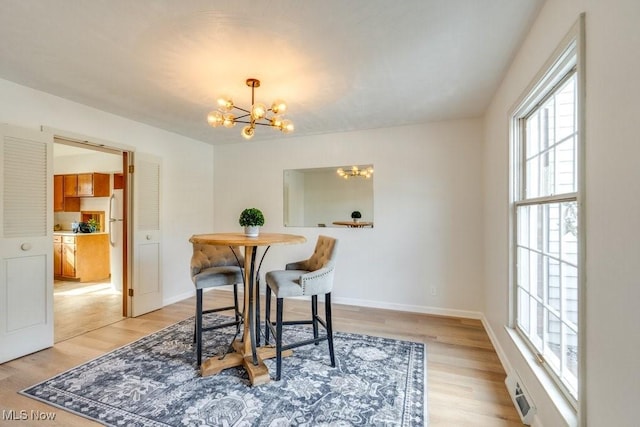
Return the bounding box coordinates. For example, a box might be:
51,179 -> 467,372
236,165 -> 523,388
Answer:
22,314 -> 426,426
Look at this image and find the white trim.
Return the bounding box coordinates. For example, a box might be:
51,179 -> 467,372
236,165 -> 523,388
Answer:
574,14 -> 587,427
480,312 -> 578,427
332,296 -> 483,319
480,314 -> 513,374
505,327 -> 578,427
170,287 -> 484,320
506,14 -> 585,426
163,289 -> 195,307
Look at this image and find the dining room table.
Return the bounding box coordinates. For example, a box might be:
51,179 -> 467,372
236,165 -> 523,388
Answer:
332,220 -> 374,228
188,232 -> 306,385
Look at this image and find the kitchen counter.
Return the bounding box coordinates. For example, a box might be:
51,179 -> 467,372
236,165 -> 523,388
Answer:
54,232 -> 110,282
54,231 -> 108,236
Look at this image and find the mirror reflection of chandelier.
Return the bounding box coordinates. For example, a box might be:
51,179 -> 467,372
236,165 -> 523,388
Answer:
337,166 -> 374,179
207,78 -> 294,140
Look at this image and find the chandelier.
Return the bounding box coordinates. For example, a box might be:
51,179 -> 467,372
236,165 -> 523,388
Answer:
207,78 -> 294,140
337,166 -> 374,179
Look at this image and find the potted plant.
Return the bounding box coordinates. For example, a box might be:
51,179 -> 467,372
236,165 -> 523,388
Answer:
239,208 -> 265,237
351,210 -> 362,223
87,218 -> 100,233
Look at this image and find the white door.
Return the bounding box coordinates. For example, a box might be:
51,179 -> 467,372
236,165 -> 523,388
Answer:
130,152 -> 162,316
0,125 -> 53,363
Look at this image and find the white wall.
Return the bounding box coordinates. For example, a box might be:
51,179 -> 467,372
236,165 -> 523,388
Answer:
483,1 -> 640,426
0,78 -> 215,305
213,119 -> 485,315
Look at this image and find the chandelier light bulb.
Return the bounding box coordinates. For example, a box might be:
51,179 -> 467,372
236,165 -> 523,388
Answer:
271,99 -> 287,114
280,119 -> 294,134
223,113 -> 235,128
251,102 -> 267,120
217,97 -> 234,112
207,111 -> 223,127
241,125 -> 255,140
271,115 -> 283,129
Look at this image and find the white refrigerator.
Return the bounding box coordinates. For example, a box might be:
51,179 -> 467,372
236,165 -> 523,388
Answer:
109,189 -> 124,292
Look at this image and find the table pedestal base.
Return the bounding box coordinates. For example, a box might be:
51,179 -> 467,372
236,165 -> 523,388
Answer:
200,339 -> 293,386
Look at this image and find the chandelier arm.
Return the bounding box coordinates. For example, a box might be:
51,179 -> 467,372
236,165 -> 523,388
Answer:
234,107 -> 251,114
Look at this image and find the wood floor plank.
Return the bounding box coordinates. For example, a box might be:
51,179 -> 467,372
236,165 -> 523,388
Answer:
0,290 -> 522,425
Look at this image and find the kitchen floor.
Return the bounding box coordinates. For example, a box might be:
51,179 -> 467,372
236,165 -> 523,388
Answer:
54,279 -> 124,342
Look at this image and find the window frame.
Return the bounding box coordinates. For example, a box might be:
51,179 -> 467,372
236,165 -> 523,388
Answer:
508,18 -> 585,413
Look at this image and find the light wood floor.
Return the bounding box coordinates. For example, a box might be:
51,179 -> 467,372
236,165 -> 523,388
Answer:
0,290 -> 523,426
54,279 -> 124,342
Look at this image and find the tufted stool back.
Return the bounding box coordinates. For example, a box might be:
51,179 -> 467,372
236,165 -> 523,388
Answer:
190,244 -> 243,278
301,235 -> 337,272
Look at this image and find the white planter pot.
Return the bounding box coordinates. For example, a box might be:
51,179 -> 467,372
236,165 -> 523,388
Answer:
244,226 -> 260,237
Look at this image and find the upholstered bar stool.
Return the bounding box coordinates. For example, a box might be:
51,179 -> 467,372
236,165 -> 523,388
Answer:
190,243 -> 244,366
264,235 -> 338,380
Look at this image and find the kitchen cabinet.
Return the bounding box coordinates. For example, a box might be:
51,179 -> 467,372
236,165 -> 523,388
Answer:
63,174 -> 78,196
53,235 -> 62,276
54,175 -> 80,212
62,236 -> 76,278
113,173 -> 124,190
54,175 -> 64,212
61,173 -> 109,197
54,233 -> 110,282
77,173 -> 110,197
54,172 -> 109,212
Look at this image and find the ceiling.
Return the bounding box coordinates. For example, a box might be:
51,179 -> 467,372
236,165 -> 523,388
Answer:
0,0 -> 544,145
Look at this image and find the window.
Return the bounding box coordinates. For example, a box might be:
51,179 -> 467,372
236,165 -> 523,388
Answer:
511,38 -> 582,405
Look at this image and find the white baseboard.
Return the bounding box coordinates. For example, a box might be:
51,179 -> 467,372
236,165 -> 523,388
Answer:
480,314 -> 513,375
332,296 -> 484,320
163,289 -> 195,306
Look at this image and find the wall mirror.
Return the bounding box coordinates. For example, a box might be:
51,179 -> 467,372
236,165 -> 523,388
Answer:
283,165 -> 374,228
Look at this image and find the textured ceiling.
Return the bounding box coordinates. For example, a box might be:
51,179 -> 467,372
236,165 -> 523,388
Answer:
0,0 -> 543,145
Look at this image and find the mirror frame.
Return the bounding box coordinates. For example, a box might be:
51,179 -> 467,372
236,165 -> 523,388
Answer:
283,165 -> 374,228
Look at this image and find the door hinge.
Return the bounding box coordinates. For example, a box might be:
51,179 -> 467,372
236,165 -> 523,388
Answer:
128,288 -> 134,297
128,165 -> 134,173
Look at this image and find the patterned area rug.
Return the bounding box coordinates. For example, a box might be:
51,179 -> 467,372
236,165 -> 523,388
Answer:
22,314 -> 426,426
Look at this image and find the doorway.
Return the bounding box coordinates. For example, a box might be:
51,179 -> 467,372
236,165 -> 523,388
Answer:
53,138 -> 128,342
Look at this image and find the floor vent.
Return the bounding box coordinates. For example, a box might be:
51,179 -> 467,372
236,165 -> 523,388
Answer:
505,372 -> 536,425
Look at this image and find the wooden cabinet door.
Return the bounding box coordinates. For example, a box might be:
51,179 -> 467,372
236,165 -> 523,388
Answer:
63,174 -> 77,196
77,173 -> 93,196
77,173 -> 110,197
53,237 -> 62,276
62,236 -> 76,278
92,173 -> 110,196
53,175 -> 64,212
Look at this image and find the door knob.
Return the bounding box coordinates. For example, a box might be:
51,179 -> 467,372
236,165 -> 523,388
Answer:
20,243 -> 32,251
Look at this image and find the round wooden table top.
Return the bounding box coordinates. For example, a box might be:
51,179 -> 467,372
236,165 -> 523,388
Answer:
189,232 -> 306,246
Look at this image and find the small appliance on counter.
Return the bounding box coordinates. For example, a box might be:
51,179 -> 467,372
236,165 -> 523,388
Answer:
72,221 -> 93,233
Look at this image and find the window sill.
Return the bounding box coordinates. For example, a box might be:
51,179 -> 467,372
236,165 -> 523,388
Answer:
504,326 -> 578,427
